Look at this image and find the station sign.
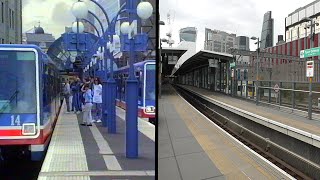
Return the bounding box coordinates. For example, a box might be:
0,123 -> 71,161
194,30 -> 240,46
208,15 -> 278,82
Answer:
300,47 -> 320,58
208,59 -> 218,68
306,61 -> 314,77
230,62 -> 235,68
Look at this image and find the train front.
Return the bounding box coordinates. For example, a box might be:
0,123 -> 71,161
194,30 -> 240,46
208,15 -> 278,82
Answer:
143,61 -> 156,123
0,46 -> 41,160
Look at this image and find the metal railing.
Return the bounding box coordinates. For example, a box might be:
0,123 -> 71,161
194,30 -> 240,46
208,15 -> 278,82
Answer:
234,80 -> 320,120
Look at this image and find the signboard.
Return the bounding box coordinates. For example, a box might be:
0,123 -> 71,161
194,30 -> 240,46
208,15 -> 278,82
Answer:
230,62 -> 235,68
274,84 -> 280,93
208,59 -> 218,68
168,55 -> 178,65
306,61 -> 314,77
300,47 -> 320,58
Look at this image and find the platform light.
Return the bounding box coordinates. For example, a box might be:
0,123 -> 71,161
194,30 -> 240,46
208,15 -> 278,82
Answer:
120,22 -> 130,34
72,21 -> 85,33
71,1 -> 88,19
70,56 -> 76,63
137,2 -> 153,20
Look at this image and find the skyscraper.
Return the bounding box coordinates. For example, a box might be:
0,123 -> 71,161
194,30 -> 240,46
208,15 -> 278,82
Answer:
260,11 -> 274,49
235,36 -> 249,51
0,0 -> 22,44
179,27 -> 197,42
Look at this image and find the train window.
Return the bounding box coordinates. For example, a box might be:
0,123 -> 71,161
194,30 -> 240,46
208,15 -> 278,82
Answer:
145,63 -> 155,101
0,50 -> 36,113
16,52 -> 36,61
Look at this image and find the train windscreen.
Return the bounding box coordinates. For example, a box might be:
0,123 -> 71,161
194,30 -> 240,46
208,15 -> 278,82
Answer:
0,51 -> 37,113
145,63 -> 155,102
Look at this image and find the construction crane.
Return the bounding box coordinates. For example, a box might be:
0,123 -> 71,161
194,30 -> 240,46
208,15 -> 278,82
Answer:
166,10 -> 175,47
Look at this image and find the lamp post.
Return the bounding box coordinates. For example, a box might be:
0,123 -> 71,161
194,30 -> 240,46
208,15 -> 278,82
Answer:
72,0 -> 123,133
72,0 -> 153,157
302,17 -> 319,120
159,20 -> 165,98
251,36 -> 260,105
120,0 -> 153,158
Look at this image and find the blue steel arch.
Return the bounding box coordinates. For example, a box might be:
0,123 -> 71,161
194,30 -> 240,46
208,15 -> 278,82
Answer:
47,32 -> 118,74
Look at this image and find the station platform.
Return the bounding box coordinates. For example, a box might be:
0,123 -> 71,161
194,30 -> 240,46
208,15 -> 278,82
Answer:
38,103 -> 155,180
158,84 -> 293,180
179,85 -> 320,134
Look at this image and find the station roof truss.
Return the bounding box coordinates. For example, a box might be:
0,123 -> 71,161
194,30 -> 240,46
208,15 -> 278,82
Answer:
174,49 -> 233,75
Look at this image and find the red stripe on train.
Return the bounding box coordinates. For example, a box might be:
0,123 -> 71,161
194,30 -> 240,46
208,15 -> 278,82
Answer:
0,129 -> 22,136
0,130 -> 45,145
116,100 -> 155,118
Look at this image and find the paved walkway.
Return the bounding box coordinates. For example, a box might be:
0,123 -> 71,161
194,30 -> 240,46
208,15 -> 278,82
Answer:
158,85 -> 292,180
38,103 -> 155,180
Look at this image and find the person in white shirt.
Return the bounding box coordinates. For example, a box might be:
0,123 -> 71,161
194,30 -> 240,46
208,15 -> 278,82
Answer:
92,77 -> 102,123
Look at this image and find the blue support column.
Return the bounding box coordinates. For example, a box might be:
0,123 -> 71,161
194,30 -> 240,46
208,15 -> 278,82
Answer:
107,51 -> 117,133
102,50 -> 109,127
126,1 -> 139,157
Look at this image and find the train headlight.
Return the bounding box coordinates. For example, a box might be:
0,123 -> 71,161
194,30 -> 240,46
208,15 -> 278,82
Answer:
145,106 -> 155,113
22,123 -> 36,135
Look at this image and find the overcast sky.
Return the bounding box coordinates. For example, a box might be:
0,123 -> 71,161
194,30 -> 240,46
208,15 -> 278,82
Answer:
160,0 -> 316,51
22,0 -> 95,39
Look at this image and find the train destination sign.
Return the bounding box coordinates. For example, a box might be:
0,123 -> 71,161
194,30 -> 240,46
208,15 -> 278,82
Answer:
300,47 -> 320,58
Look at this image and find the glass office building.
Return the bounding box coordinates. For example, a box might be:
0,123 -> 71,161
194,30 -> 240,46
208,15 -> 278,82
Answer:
260,11 -> 274,49
236,36 -> 249,50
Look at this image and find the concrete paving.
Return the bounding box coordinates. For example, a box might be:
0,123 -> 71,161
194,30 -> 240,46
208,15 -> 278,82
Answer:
38,103 -> 155,180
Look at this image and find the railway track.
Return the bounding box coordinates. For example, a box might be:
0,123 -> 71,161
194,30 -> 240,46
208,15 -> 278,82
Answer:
0,158 -> 42,180
175,85 -> 315,180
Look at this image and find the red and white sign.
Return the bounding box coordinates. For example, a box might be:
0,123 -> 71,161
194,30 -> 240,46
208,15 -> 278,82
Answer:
306,61 -> 314,78
274,84 -> 279,93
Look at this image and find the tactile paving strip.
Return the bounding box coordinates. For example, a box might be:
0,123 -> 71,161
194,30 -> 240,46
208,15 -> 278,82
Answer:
38,106 -> 90,180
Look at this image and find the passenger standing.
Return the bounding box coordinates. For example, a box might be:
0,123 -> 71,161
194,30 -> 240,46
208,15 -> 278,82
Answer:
92,78 -> 102,123
70,79 -> 77,112
72,78 -> 82,114
63,80 -> 71,112
81,84 -> 93,126
69,79 -> 74,112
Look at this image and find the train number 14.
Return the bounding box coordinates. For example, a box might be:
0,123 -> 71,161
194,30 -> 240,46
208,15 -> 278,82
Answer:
11,115 -> 21,126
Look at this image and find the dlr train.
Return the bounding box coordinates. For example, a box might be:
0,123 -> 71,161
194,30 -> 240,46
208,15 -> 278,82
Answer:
0,44 -> 61,161
114,60 -> 156,124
